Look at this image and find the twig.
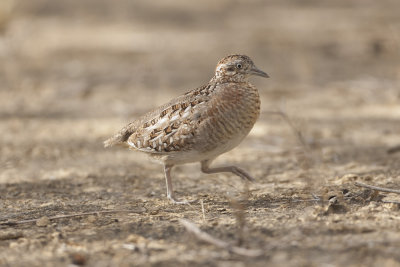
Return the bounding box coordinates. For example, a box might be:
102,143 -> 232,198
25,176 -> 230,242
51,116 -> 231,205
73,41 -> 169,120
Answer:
273,197 -> 324,204
179,219 -> 263,257
0,209 -> 141,226
265,110 -> 310,151
381,200 -> 400,205
387,145 -> 400,154
355,182 -> 400,194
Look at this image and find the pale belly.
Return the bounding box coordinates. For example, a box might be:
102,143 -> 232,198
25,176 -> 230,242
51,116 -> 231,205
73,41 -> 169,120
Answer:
150,128 -> 251,165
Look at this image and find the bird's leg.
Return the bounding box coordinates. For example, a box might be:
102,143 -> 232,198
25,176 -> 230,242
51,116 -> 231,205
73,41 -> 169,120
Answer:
164,164 -> 175,200
200,160 -> 255,182
163,164 -> 194,204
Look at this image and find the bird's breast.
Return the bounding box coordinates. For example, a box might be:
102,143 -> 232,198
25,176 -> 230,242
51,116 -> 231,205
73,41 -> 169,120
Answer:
195,83 -> 260,153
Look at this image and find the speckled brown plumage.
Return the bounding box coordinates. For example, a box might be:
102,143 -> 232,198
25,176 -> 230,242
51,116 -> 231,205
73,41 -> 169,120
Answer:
104,54 -> 269,203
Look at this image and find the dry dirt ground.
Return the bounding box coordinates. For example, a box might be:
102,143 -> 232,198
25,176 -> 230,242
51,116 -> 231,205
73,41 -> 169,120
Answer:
1,1 -> 400,266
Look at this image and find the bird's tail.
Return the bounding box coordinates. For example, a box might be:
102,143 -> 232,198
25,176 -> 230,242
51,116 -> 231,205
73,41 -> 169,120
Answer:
104,123 -> 136,148
103,135 -> 121,148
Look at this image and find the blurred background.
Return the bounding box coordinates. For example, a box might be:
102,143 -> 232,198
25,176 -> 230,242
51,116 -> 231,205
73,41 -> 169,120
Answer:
1,0 -> 400,181
1,1 -> 400,266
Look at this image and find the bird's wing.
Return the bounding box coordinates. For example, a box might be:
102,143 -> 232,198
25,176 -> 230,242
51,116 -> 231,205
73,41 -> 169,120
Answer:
126,88 -> 211,154
103,83 -> 215,151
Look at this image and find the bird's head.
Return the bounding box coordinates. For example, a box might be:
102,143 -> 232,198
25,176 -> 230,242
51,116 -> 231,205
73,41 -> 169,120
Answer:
214,54 -> 269,82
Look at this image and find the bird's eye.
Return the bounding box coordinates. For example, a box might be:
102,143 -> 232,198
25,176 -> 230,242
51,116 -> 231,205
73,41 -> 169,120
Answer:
236,64 -> 242,69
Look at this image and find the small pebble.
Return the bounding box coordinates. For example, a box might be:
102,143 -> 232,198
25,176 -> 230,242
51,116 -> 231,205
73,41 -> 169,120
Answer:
87,215 -> 97,223
36,216 -> 50,227
70,253 -> 87,266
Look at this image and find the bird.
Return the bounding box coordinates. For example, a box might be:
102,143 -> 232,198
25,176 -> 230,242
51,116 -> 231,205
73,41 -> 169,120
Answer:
104,54 -> 269,203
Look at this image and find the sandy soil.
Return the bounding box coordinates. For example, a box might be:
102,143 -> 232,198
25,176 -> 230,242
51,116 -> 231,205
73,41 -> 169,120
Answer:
1,0 -> 400,266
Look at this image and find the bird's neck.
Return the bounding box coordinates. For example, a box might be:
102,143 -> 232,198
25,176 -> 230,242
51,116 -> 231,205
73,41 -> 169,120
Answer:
210,74 -> 248,84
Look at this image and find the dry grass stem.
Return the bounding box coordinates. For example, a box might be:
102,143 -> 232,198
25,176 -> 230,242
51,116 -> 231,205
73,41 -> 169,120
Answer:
0,210 -> 142,226
200,199 -> 206,222
355,182 -> 400,194
230,198 -> 246,246
179,219 -> 263,257
265,110 -> 310,152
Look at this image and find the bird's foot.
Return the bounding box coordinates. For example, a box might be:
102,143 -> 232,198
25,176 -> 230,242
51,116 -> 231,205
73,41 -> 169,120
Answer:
232,166 -> 255,182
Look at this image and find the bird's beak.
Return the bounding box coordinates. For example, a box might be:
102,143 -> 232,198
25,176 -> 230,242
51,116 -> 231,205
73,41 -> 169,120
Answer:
250,66 -> 269,78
